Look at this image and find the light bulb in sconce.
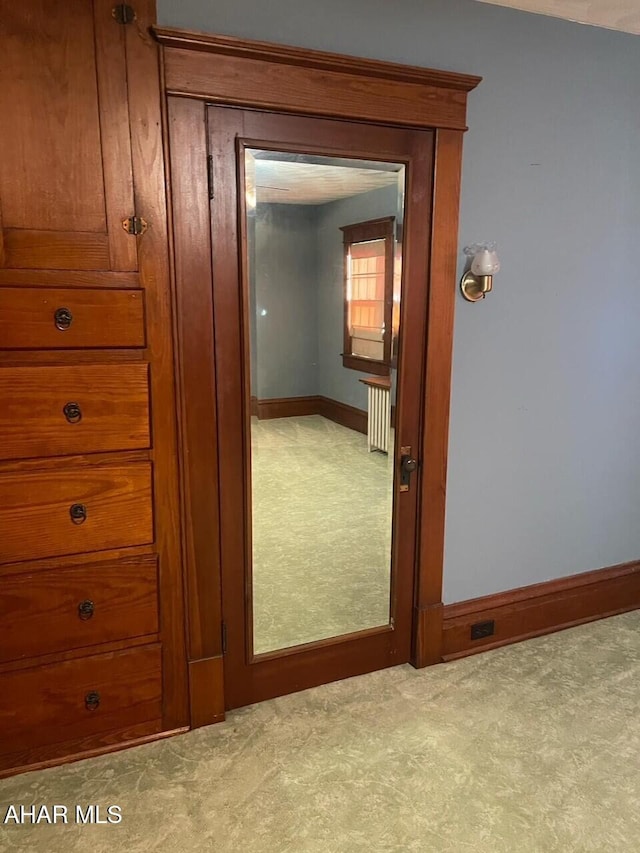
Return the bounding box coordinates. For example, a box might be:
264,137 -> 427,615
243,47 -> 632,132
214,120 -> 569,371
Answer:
461,242 -> 501,302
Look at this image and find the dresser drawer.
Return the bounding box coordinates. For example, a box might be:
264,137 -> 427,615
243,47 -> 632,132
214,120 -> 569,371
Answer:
0,287 -> 145,349
0,464 -> 153,563
0,363 -> 150,460
0,645 -> 162,757
0,555 -> 158,663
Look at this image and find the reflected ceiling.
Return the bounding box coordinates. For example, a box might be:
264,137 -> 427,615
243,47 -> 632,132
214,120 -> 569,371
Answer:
252,161 -> 400,206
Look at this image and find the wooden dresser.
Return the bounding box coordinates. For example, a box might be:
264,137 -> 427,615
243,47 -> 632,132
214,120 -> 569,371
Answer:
0,0 -> 188,775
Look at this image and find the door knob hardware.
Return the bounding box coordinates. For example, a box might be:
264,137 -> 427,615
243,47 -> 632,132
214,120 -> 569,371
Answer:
399,446 -> 418,492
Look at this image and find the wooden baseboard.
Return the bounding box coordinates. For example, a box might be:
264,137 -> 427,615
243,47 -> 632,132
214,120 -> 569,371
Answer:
411,602 -> 443,667
257,395 -> 321,420
318,396 -> 367,435
256,395 -> 368,435
442,559 -> 640,660
189,656 -> 225,728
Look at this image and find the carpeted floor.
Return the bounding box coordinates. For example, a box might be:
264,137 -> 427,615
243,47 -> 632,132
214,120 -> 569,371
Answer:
251,415 -> 394,653
2,611 -> 640,852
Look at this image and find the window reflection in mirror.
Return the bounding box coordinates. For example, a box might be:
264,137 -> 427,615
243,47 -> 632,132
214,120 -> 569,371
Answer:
244,149 -> 405,655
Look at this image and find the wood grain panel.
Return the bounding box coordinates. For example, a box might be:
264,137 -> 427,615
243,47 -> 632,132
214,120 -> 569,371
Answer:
94,0 -> 137,271
442,560 -> 640,660
126,1 -> 189,729
189,656 -> 225,727
157,30 -> 480,131
0,555 -> 158,663
0,287 -> 145,349
0,271 -> 139,289
0,644 -> 162,758
167,96 -> 223,666
0,0 -> 106,232
2,230 -> 110,270
0,464 -> 153,563
412,130 -> 465,668
0,364 -> 150,459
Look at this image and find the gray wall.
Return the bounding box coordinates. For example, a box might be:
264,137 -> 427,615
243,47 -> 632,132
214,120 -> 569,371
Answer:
252,203 -> 319,400
159,0 -> 640,604
316,185 -> 399,411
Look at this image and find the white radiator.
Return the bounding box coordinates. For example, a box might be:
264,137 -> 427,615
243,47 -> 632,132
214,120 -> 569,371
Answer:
367,384 -> 391,453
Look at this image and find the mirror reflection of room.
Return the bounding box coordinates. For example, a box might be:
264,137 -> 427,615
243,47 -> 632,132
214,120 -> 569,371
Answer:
245,150 -> 405,654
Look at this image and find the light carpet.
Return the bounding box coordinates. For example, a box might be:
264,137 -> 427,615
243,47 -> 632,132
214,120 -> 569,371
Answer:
251,415 -> 393,653
2,611 -> 640,852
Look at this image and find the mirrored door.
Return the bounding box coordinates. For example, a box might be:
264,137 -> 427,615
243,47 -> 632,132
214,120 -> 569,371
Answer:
209,107 -> 434,708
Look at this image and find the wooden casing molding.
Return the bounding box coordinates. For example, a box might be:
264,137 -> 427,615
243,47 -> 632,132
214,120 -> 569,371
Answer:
159,28 -> 480,723
155,29 -> 480,131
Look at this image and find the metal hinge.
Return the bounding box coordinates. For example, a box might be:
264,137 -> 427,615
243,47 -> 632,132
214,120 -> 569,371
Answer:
207,155 -> 214,200
112,4 -> 136,24
221,621 -> 227,654
122,216 -> 148,236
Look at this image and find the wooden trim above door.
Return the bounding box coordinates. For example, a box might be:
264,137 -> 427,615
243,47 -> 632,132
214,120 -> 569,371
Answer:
155,28 -> 481,131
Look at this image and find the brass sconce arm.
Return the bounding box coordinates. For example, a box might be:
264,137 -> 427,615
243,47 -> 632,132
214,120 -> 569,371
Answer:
460,243 -> 500,303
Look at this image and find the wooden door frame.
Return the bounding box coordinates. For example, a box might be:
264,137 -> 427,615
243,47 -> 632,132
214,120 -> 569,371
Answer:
157,28 -> 481,726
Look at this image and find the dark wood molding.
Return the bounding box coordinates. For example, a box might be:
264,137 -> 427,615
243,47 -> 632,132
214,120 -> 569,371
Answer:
341,354 -> 390,376
318,396 -> 368,435
442,560 -> 640,660
255,395 -> 369,436
413,602 -> 443,666
188,656 -> 225,728
0,726 -> 189,781
257,395 -> 321,420
166,96 -> 223,677
156,29 -> 480,131
411,130 -> 465,668
126,0 -> 189,729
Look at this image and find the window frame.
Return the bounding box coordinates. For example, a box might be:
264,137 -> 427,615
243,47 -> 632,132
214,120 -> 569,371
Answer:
340,216 -> 395,376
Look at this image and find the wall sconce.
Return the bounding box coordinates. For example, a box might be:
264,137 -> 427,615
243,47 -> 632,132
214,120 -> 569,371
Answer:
460,243 -> 501,302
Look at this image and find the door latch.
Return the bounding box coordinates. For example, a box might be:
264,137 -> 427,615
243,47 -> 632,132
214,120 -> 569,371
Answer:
399,446 -> 417,492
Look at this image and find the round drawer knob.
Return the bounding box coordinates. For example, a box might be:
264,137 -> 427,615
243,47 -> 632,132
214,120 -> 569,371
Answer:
69,503 -> 87,525
54,307 -> 73,330
63,402 -> 82,424
85,691 -> 101,711
78,599 -> 95,621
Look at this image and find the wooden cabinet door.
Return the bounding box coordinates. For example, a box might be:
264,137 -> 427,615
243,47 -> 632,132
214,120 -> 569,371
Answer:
0,0 -> 137,271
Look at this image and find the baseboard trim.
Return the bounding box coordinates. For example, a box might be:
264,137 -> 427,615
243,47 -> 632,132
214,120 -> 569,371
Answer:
189,655 -> 225,728
442,559 -> 640,660
257,395 -> 321,420
256,395 -> 368,435
318,396 -> 367,435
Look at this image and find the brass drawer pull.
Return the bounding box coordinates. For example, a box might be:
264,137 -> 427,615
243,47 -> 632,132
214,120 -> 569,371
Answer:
84,691 -> 100,711
63,401 -> 82,424
54,307 -> 73,330
69,503 -> 87,525
78,599 -> 95,621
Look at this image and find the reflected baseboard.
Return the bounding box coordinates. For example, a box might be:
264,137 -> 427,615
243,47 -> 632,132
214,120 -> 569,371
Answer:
256,395 -> 368,434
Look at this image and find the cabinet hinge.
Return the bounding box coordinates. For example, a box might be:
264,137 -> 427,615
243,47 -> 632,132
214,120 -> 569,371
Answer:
221,621 -> 227,654
112,4 -> 136,25
207,155 -> 214,200
122,216 -> 148,236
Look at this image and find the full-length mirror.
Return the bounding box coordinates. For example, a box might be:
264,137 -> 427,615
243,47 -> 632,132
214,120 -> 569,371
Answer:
245,149 -> 405,655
